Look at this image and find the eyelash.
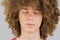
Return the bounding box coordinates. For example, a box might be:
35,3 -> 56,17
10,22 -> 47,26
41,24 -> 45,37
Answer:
34,12 -> 39,14
22,11 -> 40,15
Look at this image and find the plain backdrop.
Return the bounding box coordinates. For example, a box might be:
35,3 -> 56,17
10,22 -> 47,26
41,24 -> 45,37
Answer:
0,0 -> 60,40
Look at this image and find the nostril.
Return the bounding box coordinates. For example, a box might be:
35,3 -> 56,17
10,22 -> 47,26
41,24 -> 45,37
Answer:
27,16 -> 33,20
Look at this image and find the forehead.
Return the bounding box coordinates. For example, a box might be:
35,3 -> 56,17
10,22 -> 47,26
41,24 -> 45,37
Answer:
20,6 -> 41,11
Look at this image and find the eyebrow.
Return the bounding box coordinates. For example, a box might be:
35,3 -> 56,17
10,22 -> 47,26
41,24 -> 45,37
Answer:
22,8 -> 28,10
34,8 -> 41,11
22,7 -> 40,11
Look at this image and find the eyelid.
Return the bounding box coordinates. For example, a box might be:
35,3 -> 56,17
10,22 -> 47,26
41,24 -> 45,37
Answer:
34,12 -> 39,14
22,11 -> 28,15
21,9 -> 40,13
21,10 -> 28,12
34,10 -> 40,13
23,11 -> 28,13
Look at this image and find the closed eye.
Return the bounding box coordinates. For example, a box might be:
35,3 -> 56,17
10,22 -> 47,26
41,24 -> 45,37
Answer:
21,10 -> 29,15
33,11 -> 40,14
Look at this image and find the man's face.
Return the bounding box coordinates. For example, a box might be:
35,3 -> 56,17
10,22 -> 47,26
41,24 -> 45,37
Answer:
19,6 -> 42,33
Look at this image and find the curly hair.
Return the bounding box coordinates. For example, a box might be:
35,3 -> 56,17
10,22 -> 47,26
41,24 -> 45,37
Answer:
2,0 -> 60,40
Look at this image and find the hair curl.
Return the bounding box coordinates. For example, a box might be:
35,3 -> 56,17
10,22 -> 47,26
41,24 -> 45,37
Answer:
2,0 -> 60,40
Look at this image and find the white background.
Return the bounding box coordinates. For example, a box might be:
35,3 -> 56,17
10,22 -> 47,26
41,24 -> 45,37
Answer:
0,0 -> 60,40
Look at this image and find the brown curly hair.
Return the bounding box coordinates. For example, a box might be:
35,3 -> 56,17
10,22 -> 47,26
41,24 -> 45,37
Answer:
2,0 -> 60,40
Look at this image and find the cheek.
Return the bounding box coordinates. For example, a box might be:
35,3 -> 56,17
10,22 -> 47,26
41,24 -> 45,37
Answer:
35,16 -> 42,26
19,13 -> 23,24
36,15 -> 42,21
19,14 -> 26,25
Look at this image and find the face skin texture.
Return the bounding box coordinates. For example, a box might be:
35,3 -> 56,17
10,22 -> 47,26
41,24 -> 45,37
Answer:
19,6 -> 42,33
18,6 -> 43,40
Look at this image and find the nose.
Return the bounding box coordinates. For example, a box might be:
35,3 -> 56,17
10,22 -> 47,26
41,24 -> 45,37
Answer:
27,13 -> 33,20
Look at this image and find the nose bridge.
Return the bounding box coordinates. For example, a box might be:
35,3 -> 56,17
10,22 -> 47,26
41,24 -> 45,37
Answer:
28,11 -> 33,17
27,10 -> 34,20
28,7 -> 34,17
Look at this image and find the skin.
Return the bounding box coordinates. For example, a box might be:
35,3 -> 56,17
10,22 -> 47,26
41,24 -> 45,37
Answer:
18,6 -> 43,40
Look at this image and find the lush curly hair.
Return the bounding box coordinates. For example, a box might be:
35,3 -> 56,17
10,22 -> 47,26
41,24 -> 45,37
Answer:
2,0 -> 60,40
